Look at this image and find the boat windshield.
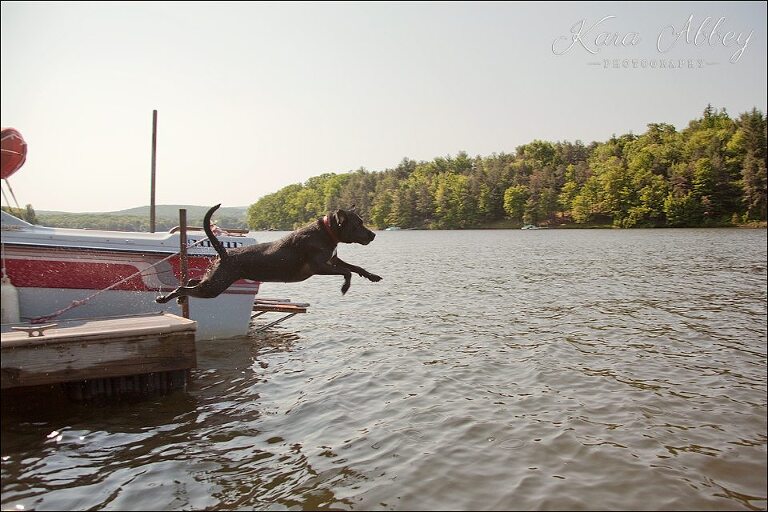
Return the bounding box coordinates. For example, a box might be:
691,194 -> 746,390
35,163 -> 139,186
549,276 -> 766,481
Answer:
1,209 -> 32,227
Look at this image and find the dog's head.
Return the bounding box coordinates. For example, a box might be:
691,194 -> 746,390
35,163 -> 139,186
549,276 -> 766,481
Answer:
332,206 -> 376,245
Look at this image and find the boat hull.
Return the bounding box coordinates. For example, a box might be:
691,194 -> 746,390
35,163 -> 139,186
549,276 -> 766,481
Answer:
15,287 -> 254,340
1,212 -> 260,340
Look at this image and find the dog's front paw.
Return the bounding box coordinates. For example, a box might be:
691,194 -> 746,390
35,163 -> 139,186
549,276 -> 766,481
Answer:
341,281 -> 351,295
368,273 -> 382,282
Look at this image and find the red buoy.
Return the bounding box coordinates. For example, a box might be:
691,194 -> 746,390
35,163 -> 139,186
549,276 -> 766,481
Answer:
1,128 -> 27,179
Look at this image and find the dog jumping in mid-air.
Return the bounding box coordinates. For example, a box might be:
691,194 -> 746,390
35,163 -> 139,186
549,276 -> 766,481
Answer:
155,204 -> 382,304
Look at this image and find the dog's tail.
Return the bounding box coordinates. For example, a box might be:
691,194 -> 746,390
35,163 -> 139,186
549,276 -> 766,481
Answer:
203,203 -> 228,259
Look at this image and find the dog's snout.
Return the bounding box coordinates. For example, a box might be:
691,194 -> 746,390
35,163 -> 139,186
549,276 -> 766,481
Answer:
358,229 -> 376,245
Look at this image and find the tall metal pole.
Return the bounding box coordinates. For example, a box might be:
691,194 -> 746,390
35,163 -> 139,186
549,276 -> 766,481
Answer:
150,110 -> 158,233
179,208 -> 190,319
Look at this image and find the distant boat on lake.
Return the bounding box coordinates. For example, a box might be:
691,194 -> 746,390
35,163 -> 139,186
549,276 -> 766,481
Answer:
384,226 -> 402,231
521,224 -> 541,230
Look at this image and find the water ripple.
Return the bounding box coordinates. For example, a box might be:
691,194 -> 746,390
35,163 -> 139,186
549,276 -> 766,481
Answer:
2,229 -> 766,511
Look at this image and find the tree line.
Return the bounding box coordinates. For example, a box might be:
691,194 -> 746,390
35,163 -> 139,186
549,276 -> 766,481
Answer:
247,106 -> 767,230
5,106 -> 765,232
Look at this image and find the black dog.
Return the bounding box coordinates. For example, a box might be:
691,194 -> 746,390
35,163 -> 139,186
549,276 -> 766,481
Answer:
155,204 -> 382,304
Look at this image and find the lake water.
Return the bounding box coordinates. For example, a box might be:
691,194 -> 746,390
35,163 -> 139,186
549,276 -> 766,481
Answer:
1,229 -> 766,511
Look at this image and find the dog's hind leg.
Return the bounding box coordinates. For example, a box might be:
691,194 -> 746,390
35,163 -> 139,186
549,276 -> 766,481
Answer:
156,288 -> 182,304
156,276 -> 236,304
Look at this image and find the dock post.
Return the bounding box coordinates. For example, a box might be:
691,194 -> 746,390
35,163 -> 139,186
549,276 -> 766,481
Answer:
179,208 -> 189,319
150,110 -> 158,233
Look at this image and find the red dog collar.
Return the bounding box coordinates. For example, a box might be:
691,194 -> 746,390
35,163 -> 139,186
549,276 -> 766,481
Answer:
322,215 -> 340,245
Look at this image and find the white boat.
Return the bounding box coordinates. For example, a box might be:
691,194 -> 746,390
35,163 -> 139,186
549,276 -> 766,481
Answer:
1,126 -> 262,340
1,210 -> 260,340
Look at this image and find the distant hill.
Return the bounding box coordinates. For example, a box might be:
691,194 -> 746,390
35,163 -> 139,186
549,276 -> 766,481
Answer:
39,205 -> 248,218
104,205 -> 248,218
34,204 -> 250,232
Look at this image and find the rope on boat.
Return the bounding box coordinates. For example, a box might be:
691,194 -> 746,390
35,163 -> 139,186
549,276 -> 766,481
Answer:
2,178 -> 21,209
28,237 -> 211,324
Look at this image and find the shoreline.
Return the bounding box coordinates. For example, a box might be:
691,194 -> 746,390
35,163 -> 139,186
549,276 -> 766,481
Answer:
376,221 -> 768,231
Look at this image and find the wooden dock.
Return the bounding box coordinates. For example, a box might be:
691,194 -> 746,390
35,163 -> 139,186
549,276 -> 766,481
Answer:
1,312 -> 196,400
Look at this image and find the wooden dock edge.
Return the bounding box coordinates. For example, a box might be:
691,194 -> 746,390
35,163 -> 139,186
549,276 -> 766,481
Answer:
1,313 -> 197,400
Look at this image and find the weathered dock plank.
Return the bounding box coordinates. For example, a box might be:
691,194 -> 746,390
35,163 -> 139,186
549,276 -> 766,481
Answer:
1,313 -> 197,390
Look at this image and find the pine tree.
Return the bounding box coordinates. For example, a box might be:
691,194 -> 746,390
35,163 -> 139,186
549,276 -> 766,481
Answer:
739,109 -> 767,220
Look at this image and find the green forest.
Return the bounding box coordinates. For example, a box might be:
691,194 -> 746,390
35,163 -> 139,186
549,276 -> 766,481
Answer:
4,106 -> 765,232
247,106 -> 767,230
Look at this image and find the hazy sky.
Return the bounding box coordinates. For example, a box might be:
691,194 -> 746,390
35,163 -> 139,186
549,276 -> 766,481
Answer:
1,1 -> 766,212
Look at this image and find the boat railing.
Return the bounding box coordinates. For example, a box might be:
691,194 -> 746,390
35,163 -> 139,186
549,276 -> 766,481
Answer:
168,225 -> 250,236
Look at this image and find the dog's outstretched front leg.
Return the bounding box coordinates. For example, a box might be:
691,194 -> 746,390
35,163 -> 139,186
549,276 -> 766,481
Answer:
310,258 -> 354,294
331,256 -> 383,283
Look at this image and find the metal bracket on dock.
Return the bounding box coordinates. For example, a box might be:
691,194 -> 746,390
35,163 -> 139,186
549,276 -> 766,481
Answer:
251,298 -> 309,332
10,324 -> 58,337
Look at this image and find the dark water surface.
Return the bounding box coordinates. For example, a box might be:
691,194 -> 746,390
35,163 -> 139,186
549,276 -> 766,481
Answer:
2,229 -> 766,511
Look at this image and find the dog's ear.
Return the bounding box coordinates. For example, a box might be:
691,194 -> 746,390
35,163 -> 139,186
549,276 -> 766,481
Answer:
349,204 -> 357,213
334,209 -> 347,227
